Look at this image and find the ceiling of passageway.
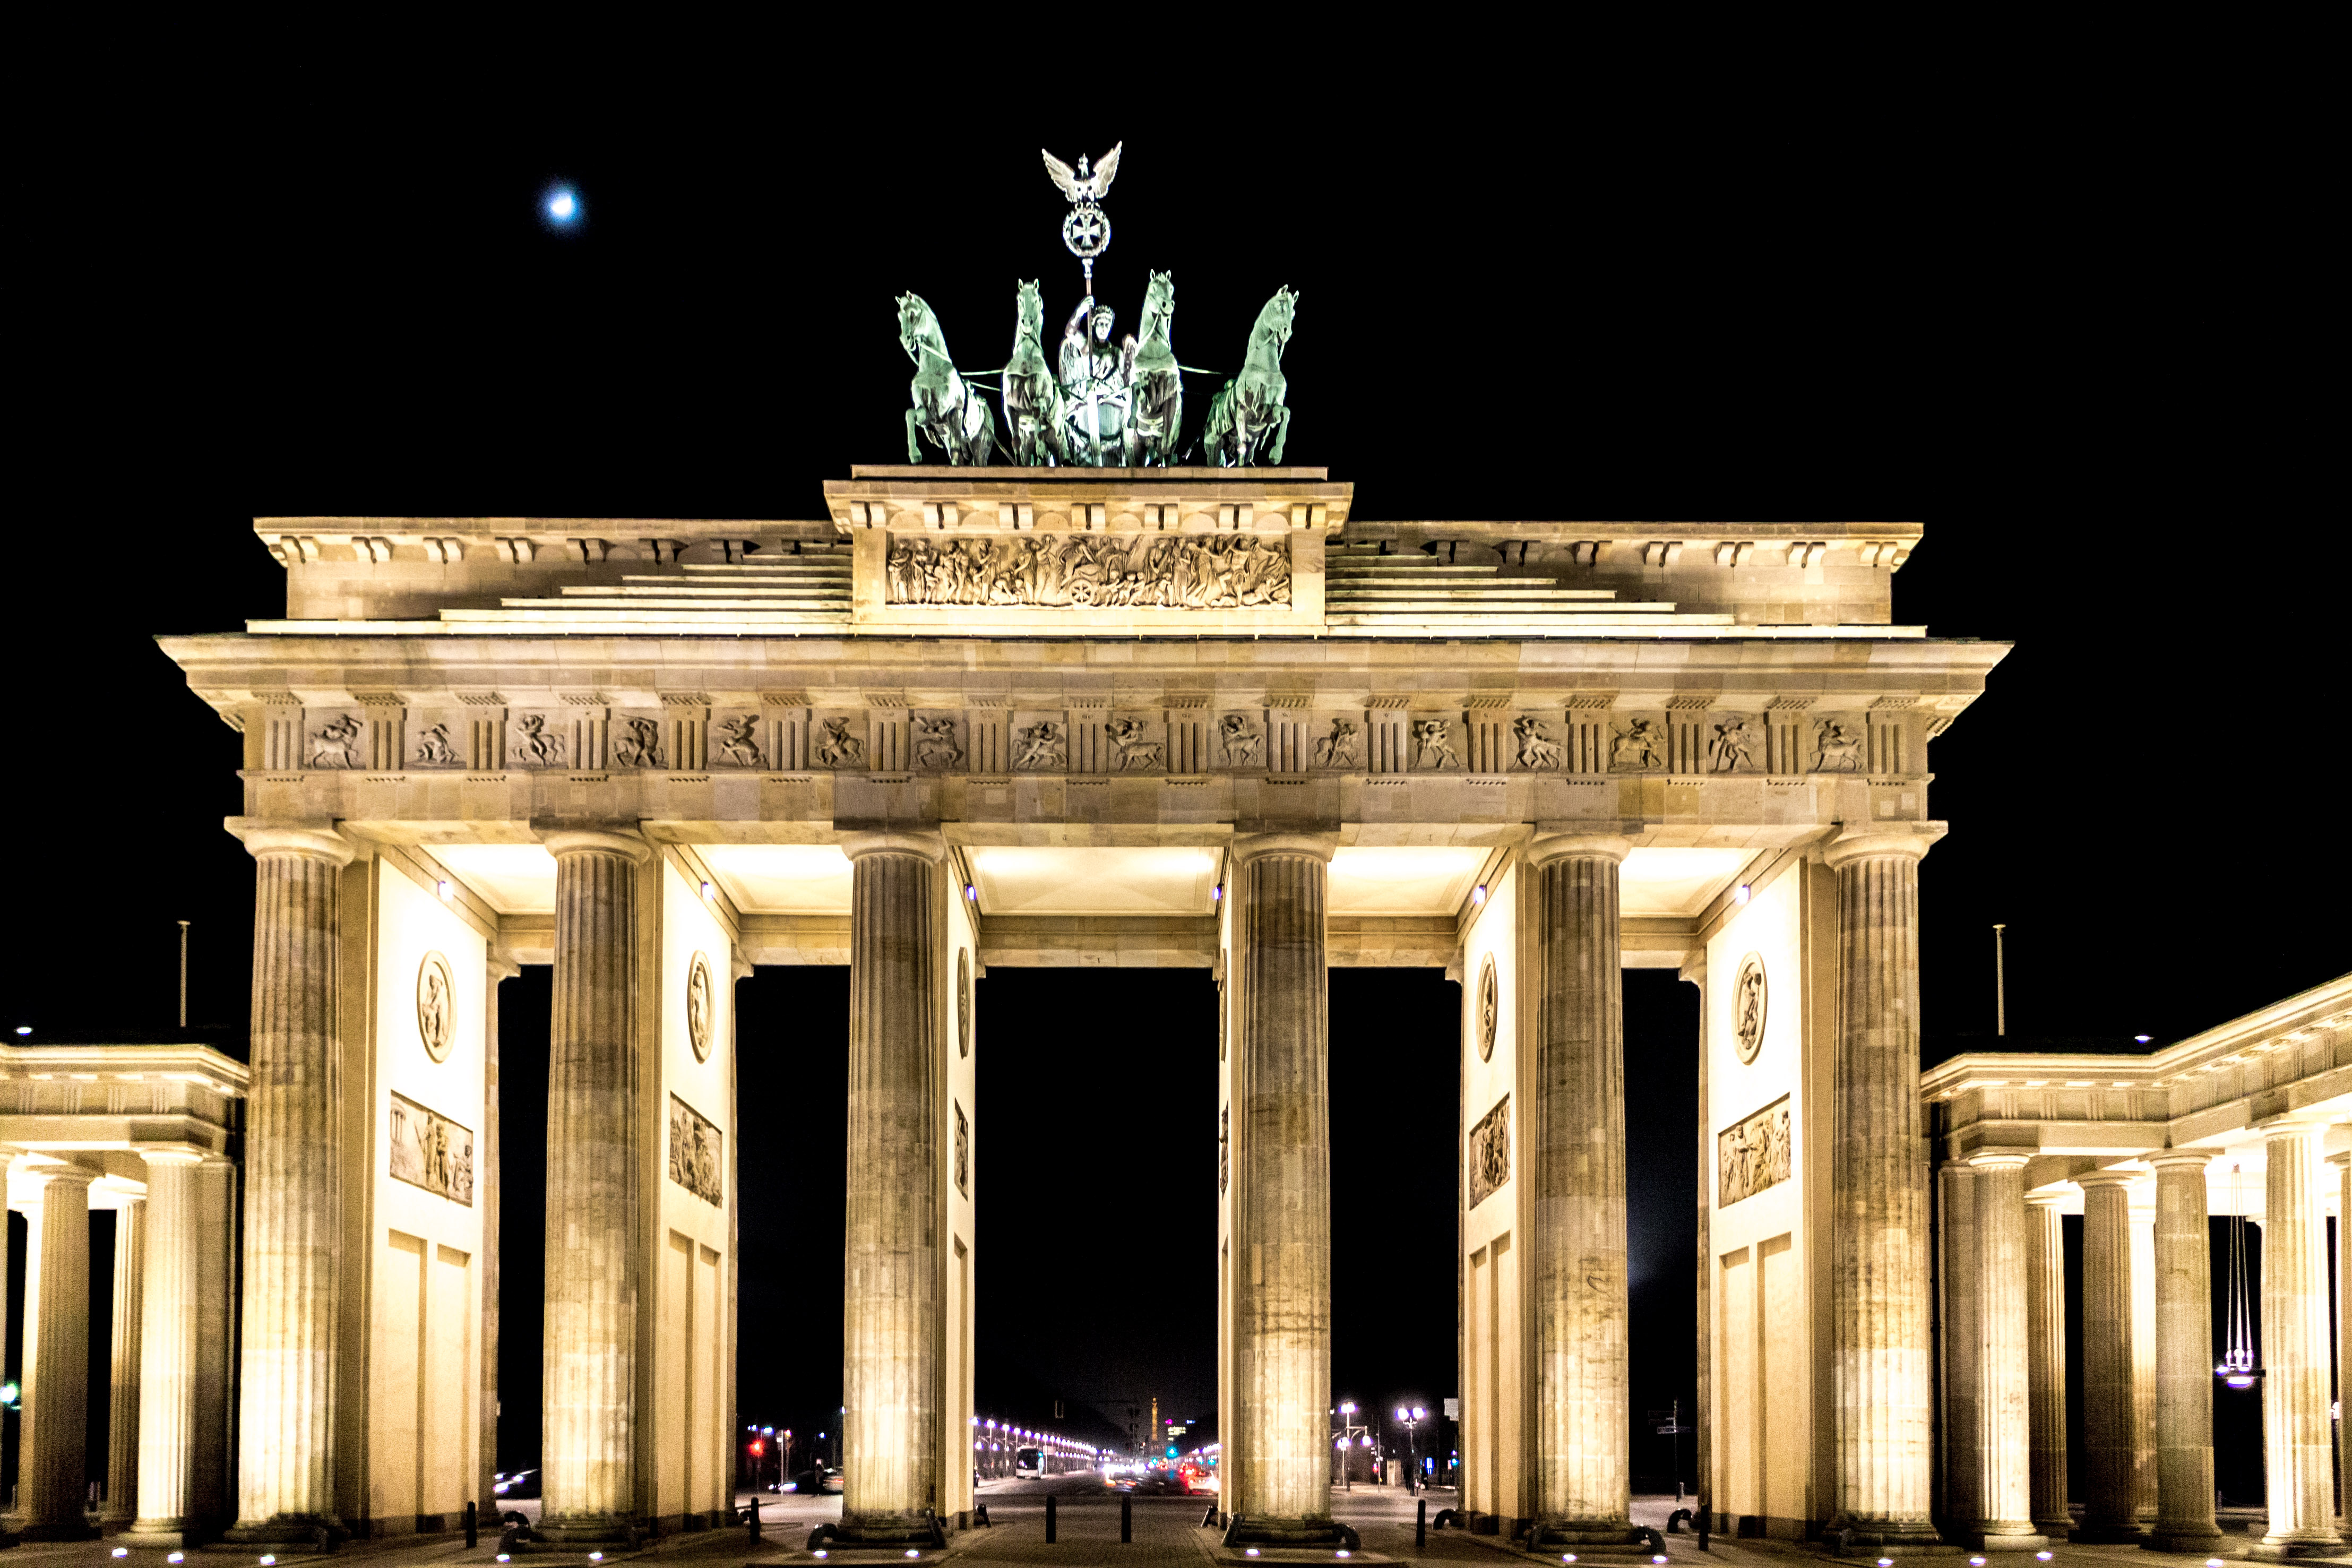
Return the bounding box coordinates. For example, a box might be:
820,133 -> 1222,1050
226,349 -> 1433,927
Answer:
428,840 -> 1755,923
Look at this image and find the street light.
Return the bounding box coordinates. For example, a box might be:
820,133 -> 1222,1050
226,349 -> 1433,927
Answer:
1395,1406 -> 1427,1494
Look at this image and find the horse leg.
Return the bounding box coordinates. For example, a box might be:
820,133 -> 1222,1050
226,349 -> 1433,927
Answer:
974,401 -> 996,466
906,408 -> 926,464
1269,406 -> 1292,467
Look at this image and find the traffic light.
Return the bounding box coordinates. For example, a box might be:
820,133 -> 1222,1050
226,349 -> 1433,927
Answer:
748,1438 -> 764,1456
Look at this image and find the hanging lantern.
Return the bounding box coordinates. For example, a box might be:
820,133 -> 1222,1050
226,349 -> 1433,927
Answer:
2215,1161 -> 2263,1388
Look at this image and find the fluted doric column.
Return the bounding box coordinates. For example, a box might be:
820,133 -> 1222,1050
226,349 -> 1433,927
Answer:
1940,1161 -> 1983,1531
11,1165 -> 99,1539
2144,1150 -> 2221,1552
2077,1171 -> 2141,1541
105,1196 -> 147,1522
2336,1152 -> 2352,1550
1225,832 -> 1341,1547
125,1153 -> 210,1545
481,955 -> 516,1518
1686,954 -> 1712,1533
1523,834 -> 1633,1546
1821,829 -> 1937,1544
539,829 -> 650,1542
230,824 -> 354,1541
2258,1121 -> 2340,1556
1967,1154 -> 2040,1546
2129,1185 -> 2157,1523
838,830 -> 948,1544
2024,1193 -> 2070,1536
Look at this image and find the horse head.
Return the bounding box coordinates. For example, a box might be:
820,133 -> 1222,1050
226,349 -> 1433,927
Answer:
1015,279 -> 1044,342
1256,286 -> 1297,352
898,292 -> 941,364
1140,270 -> 1175,342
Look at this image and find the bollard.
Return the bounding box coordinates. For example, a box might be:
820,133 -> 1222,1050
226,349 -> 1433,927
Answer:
1121,1492 -> 1132,1544
747,1496 -> 761,1540
464,1499 -> 478,1548
1417,1497 -> 1427,1548
1046,1492 -> 1057,1544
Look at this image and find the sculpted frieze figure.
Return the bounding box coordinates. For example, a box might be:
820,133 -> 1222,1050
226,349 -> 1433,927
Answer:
1717,1097 -> 1791,1208
1412,719 -> 1459,770
717,714 -> 764,768
514,714 -> 565,767
1059,292 -> 1135,466
1611,718 -> 1668,771
1709,715 -> 1755,773
309,713 -> 361,768
912,717 -> 964,771
1468,1094 -> 1511,1209
1313,718 -> 1360,770
1219,714 -> 1261,767
1812,719 -> 1864,773
1014,719 -> 1067,770
814,718 -> 865,769
886,531 -> 1290,610
668,1094 -> 723,1207
413,722 -> 460,765
1106,718 -> 1162,770
613,717 -> 665,769
390,1091 -> 473,1205
1512,716 -> 1562,770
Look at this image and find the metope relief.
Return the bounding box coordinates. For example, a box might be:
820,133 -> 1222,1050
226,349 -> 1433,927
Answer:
1709,715 -> 1756,773
612,716 -> 666,768
1612,718 -> 1668,771
1314,719 -> 1360,769
1105,717 -> 1162,770
1513,716 -> 1562,770
389,1091 -> 474,1205
416,951 -> 454,1062
1812,718 -> 1864,773
413,722 -> 461,766
885,531 -> 1292,609
912,716 -> 964,771
1717,1095 -> 1790,1208
1218,714 -> 1261,768
512,714 -> 566,768
1013,719 -> 1066,770
714,713 -> 765,768
309,714 -> 363,768
812,717 -> 865,769
1468,1094 -> 1511,1209
1412,719 -> 1460,771
669,1094 -> 723,1206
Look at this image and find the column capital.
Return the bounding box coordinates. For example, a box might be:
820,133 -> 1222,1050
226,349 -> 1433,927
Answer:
1965,1151 -> 2034,1171
1821,823 -> 1948,871
16,1161 -> 98,1192
2025,1189 -> 2072,1209
839,829 -> 947,864
136,1147 -> 210,1171
1524,831 -> 1631,867
2144,1149 -> 2213,1173
2256,1110 -> 2341,1138
226,820 -> 355,867
538,825 -> 652,863
2075,1168 -> 2144,1192
1229,830 -> 1337,866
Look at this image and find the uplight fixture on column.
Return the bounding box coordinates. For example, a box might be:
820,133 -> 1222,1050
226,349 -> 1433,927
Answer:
701,880 -> 716,902
2215,1162 -> 2263,1388
437,878 -> 454,901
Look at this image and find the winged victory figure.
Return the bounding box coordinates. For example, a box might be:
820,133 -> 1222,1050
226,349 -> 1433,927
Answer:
1041,143 -> 1122,203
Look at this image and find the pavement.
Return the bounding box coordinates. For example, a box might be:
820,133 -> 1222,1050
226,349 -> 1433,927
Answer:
5,1489 -> 2346,1568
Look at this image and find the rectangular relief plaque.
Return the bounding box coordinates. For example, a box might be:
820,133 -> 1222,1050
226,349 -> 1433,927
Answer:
1718,1095 -> 1791,1208
1468,1094 -> 1511,1209
669,1093 -> 723,1207
884,532 -> 1291,609
954,1100 -> 970,1197
389,1091 -> 474,1205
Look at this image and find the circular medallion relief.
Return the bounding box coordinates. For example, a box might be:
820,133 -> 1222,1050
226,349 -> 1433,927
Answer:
1734,952 -> 1769,1064
416,951 -> 454,1062
957,948 -> 972,1058
686,952 -> 714,1062
1478,955 -> 1499,1061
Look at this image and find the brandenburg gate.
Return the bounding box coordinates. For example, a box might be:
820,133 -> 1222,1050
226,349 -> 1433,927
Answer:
99,466 -> 1991,1552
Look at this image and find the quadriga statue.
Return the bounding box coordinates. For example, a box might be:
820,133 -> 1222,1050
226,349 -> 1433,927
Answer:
898,292 -> 995,465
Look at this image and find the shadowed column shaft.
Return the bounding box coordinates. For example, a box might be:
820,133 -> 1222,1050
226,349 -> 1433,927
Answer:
1941,1165 -> 1981,1529
1529,846 -> 1630,1531
2340,1157 -> 2352,1545
1827,839 -> 1934,1535
1230,840 -> 1333,1529
1690,961 -> 1711,1532
2024,1197 -> 2070,1533
542,838 -> 644,1531
1974,1159 -> 2035,1537
481,959 -> 514,1517
841,843 -> 943,1533
107,1197 -> 147,1521
2149,1155 -> 2220,1548
131,1157 -> 204,1539
2130,1194 -> 2156,1519
2079,1178 -> 2139,1535
16,1170 -> 96,1536
234,837 -> 349,1533
2260,1125 -> 2340,1548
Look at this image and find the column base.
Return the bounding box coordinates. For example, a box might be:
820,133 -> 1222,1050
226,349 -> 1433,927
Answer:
1823,1517 -> 1955,1556
528,1513 -> 644,1549
2252,1534 -> 2346,1560
224,1516 -> 347,1548
1957,1526 -> 2047,1551
1528,1519 -> 1655,1555
2031,1518 -> 2073,1539
1221,1513 -> 1358,1550
2142,1527 -> 2226,1553
825,1511 -> 947,1549
2069,1521 -> 2146,1544
6,1519 -> 101,1543
120,1525 -> 201,1550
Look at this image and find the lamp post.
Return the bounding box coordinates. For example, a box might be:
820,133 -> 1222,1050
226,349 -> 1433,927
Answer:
1395,1405 -> 1426,1494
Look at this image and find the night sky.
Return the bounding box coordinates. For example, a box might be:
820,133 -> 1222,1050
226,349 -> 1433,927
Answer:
10,51 -> 2337,1481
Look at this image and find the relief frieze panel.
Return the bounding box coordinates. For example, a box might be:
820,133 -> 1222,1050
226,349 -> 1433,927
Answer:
885,531 -> 1292,610
390,1090 -> 475,1205
1717,1095 -> 1791,1207
1468,1093 -> 1511,1209
668,1093 -> 723,1206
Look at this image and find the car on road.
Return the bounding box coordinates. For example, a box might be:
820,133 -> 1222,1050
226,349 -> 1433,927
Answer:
1108,1469 -> 1190,1496
786,1466 -> 843,1494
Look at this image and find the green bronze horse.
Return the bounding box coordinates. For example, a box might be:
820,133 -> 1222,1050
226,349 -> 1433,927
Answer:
1124,270 -> 1182,467
898,292 -> 996,466
1200,286 -> 1296,467
1001,280 -> 1066,467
